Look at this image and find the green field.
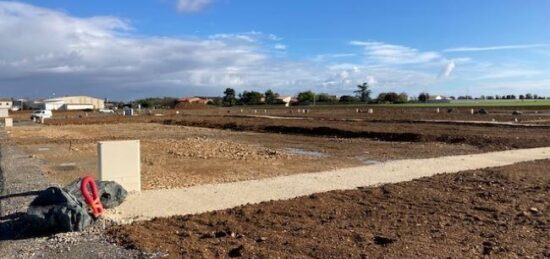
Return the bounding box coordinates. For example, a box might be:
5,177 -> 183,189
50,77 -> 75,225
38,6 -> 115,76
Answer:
374,99 -> 550,108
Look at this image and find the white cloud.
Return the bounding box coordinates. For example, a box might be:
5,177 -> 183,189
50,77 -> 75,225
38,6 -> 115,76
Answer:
177,0 -> 212,13
350,41 -> 442,64
274,44 -> 287,50
439,61 -> 455,79
444,44 -> 547,53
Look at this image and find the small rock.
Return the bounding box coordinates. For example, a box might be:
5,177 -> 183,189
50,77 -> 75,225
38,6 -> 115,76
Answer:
228,245 -> 245,257
512,110 -> 523,115
214,230 -> 227,238
256,237 -> 268,242
478,109 -> 489,115
373,235 -> 396,246
483,240 -> 494,255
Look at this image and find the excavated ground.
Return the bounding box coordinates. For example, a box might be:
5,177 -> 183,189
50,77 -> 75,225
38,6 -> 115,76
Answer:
108,160 -> 550,258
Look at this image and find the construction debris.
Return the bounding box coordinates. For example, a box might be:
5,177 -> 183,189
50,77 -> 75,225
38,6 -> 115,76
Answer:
65,178 -> 128,209
24,179 -> 127,235
26,187 -> 93,233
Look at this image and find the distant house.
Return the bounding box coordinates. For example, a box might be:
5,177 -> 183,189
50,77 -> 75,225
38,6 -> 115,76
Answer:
429,95 -> 450,101
0,98 -> 12,118
178,97 -> 211,105
276,96 -> 293,107
0,98 -> 12,109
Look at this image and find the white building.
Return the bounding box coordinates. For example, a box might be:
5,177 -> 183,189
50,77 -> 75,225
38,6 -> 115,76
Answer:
277,96 -> 293,107
0,98 -> 12,109
430,95 -> 450,101
0,98 -> 12,118
32,96 -> 105,110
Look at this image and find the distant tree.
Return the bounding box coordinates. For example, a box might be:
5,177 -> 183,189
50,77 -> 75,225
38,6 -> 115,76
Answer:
354,82 -> 372,103
297,91 -> 316,104
418,92 -> 430,103
525,93 -> 533,99
397,92 -> 409,103
339,95 -> 360,103
239,91 -> 264,105
223,88 -> 237,106
377,92 -> 400,103
316,93 -> 338,103
264,89 -> 279,105
135,97 -> 178,109
519,95 -> 525,100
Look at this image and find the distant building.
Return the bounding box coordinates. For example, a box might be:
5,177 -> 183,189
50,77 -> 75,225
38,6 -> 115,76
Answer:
178,97 -> 211,104
0,98 -> 12,118
276,96 -> 293,107
0,98 -> 12,109
430,95 -> 450,101
31,96 -> 105,110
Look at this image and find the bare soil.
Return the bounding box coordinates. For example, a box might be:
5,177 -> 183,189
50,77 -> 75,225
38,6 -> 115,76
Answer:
108,159 -> 550,258
42,107 -> 550,150
8,123 -> 478,190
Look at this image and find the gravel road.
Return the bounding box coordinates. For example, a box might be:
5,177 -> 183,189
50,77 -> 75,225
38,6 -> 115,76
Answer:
108,146 -> 550,223
0,131 -> 144,259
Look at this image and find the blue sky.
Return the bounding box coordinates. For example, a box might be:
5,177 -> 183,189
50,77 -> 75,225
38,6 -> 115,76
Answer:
1,0 -> 549,100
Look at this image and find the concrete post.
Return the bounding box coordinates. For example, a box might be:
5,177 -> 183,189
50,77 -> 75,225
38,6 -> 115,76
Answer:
3,117 -> 12,127
98,140 -> 141,192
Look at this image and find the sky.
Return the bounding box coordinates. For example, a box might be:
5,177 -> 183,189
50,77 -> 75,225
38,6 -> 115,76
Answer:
0,0 -> 549,100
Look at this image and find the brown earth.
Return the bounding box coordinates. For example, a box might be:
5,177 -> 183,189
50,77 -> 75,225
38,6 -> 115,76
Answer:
8,123 -> 479,190
9,107 -> 550,190
108,159 -> 550,258
40,107 -> 550,150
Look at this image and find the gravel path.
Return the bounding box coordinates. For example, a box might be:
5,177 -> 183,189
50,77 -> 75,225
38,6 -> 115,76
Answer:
108,147 -> 550,223
0,131 -> 143,259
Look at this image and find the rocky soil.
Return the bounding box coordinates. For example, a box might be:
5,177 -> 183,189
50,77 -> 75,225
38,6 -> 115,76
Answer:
8,123 -> 481,190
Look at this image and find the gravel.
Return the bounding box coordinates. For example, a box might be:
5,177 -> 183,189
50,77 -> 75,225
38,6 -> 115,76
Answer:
107,146 -> 550,223
0,131 -> 144,258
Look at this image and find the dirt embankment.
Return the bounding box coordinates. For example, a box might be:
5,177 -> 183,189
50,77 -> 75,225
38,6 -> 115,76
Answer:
160,116 -> 550,150
108,160 -> 550,258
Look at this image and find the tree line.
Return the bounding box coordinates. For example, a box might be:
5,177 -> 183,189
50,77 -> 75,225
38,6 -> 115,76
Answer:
221,83 -> 409,106
131,83 -> 548,108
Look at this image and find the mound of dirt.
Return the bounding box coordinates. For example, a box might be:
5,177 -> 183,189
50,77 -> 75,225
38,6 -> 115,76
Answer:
108,160 -> 550,258
162,137 -> 289,160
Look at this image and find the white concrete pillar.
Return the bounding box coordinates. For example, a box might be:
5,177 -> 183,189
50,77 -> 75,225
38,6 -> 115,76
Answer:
98,140 -> 141,192
3,117 -> 12,127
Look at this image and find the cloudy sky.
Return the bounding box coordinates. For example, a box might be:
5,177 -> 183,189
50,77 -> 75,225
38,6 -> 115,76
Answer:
0,0 -> 549,100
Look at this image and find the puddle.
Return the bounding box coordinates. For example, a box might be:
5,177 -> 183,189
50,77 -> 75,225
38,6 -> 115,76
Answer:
356,157 -> 381,165
285,148 -> 325,158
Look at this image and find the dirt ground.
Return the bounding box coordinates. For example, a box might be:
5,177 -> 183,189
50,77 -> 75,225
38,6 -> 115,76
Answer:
108,159 -> 550,258
41,106 -> 550,150
8,107 -> 550,190
7,123 -> 479,190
